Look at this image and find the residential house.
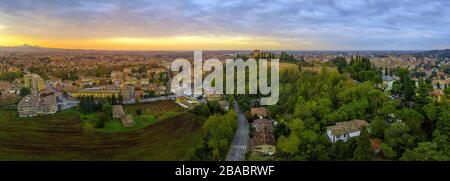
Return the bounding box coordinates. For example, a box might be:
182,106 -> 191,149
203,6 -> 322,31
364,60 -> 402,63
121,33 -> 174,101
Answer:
431,89 -> 445,102
382,75 -> 398,92
327,120 -> 369,143
121,115 -> 135,128
251,107 -> 269,119
370,138 -> 382,154
218,100 -> 230,111
79,76 -> 101,87
123,67 -> 133,75
0,81 -> 11,94
155,84 -> 167,95
437,72 -> 448,80
432,79 -> 450,89
112,105 -> 135,128
112,105 -> 125,119
111,71 -> 124,83
47,76 -> 62,87
111,71 -> 124,80
147,68 -> 168,79
146,83 -> 167,95
251,119 -> 276,156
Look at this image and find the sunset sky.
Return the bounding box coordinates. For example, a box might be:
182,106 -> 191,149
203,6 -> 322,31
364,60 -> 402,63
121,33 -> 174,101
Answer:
0,0 -> 449,50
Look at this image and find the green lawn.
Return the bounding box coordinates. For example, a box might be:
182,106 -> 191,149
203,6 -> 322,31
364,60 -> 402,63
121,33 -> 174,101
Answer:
65,101 -> 183,132
95,114 -> 157,132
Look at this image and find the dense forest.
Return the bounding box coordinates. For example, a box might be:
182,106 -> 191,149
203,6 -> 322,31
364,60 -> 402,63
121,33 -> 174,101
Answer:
269,63 -> 450,160
187,110 -> 237,161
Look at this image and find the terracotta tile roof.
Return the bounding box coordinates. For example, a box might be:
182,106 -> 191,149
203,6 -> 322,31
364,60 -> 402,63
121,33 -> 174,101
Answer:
432,79 -> 450,84
252,119 -> 276,146
112,105 -> 125,118
38,94 -> 56,112
121,115 -> 134,128
327,119 -> 369,136
0,81 -> 11,90
370,138 -> 382,151
18,95 -> 40,108
431,89 -> 444,96
251,107 -> 269,117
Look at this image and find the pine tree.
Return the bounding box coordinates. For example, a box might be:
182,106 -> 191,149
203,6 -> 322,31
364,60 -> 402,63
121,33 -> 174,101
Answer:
89,96 -> 94,112
416,79 -> 431,107
111,94 -> 117,105
118,94 -> 123,104
353,129 -> 373,160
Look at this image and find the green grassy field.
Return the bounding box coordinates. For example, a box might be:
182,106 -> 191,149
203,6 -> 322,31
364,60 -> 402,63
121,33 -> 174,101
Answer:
0,101 -> 205,160
77,100 -> 183,132
279,62 -> 299,71
94,114 -> 156,132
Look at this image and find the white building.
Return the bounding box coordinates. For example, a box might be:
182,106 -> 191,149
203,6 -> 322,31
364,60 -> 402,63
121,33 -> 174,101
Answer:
17,94 -> 57,117
382,75 -> 398,92
432,79 -> 450,90
327,120 -> 369,143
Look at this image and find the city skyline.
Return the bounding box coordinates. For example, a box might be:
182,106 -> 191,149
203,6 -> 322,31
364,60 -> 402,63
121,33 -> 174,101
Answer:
0,0 -> 449,50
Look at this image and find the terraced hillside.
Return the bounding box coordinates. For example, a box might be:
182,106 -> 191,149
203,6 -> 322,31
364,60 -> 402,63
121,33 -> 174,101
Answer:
0,109 -> 205,160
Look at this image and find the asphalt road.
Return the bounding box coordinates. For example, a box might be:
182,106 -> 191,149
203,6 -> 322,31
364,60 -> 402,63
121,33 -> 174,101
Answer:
225,100 -> 249,161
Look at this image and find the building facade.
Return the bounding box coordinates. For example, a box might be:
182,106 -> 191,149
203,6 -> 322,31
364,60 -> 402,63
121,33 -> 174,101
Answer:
69,86 -> 120,98
121,85 -> 135,103
24,74 -> 46,91
17,94 -> 57,117
37,94 -> 57,115
17,95 -> 40,117
327,120 -> 369,143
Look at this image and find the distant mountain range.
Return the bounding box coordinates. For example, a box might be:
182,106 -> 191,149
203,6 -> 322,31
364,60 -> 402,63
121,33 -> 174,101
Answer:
0,44 -> 194,54
0,44 -> 63,52
0,44 -> 127,53
0,44 -> 41,51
